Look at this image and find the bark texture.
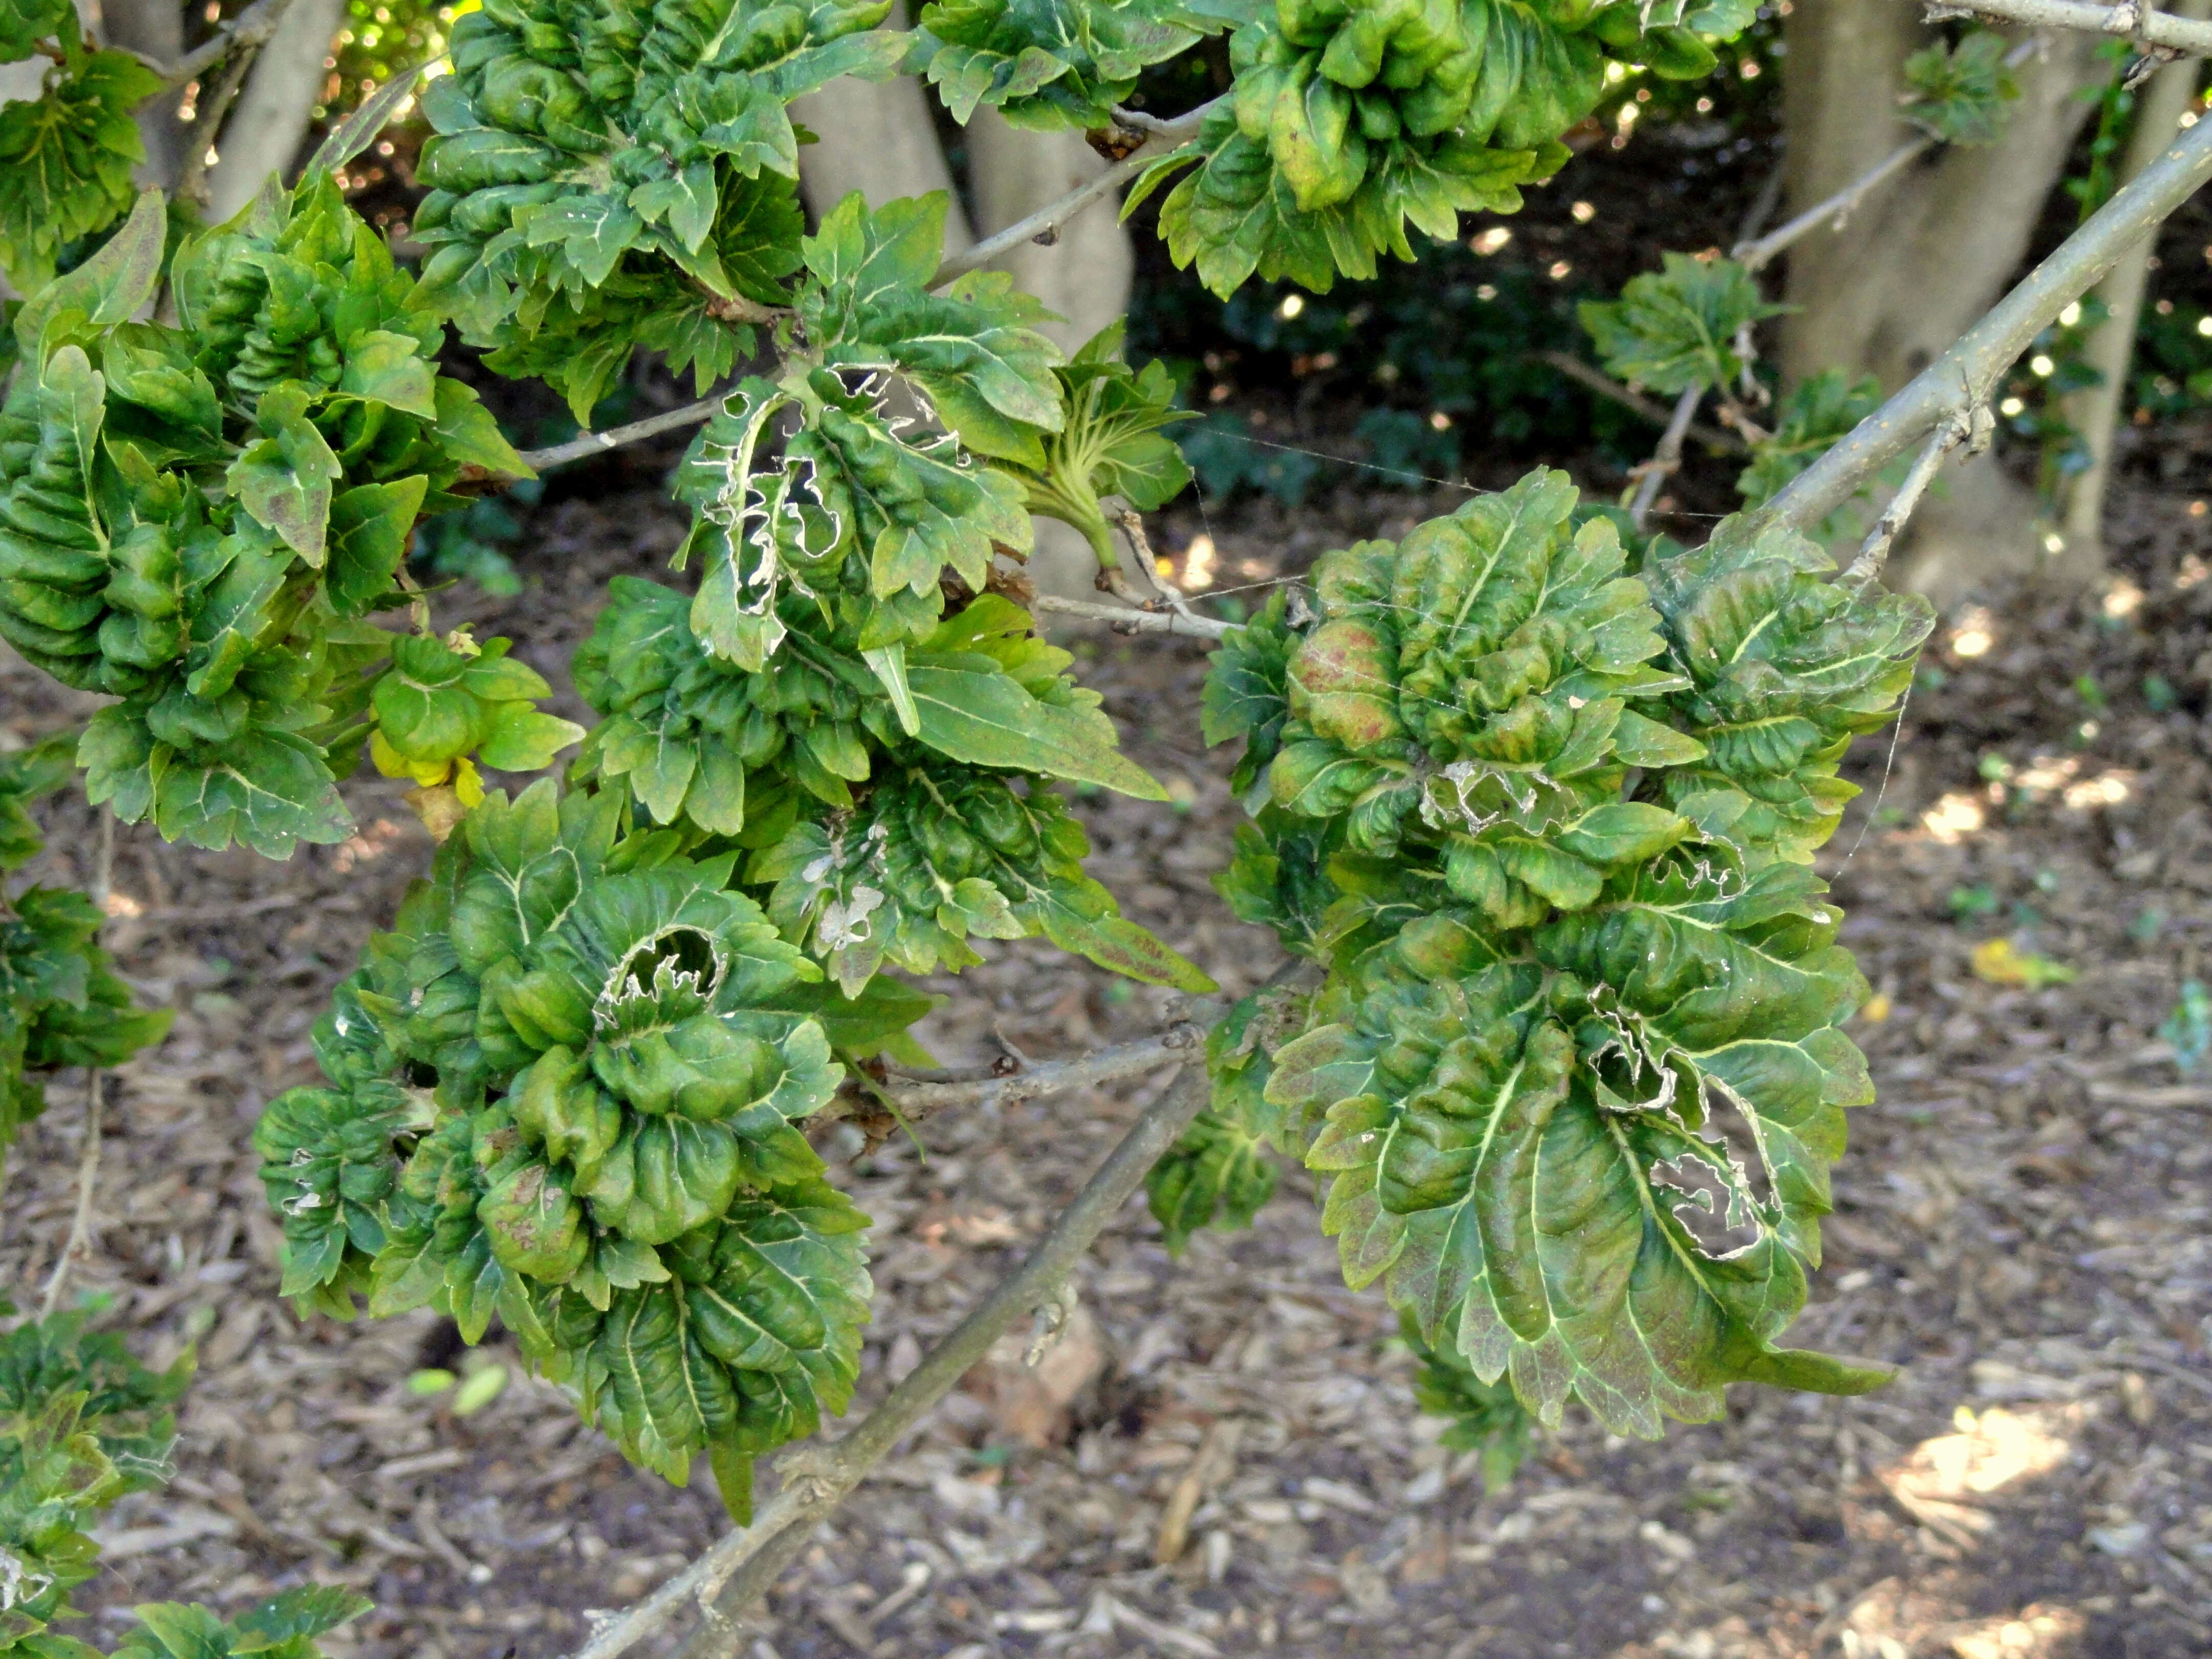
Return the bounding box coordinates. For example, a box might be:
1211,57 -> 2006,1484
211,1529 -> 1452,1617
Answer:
1780,0 -> 2097,601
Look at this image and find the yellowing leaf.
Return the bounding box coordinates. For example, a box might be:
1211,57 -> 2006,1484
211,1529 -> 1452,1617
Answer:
1970,939 -> 2077,989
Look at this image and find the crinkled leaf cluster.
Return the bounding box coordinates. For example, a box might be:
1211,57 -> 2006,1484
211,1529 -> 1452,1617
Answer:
1642,517 -> 1934,865
0,5 -> 159,297
1579,252 -> 1784,397
1267,468 -> 1696,892
667,193 -> 1098,669
0,1305 -> 191,1659
1190,469 -> 1931,1442
0,744 -> 172,1168
1145,986 -> 1312,1252
576,582 -> 1167,825
575,582 -> 1208,993
412,0 -> 908,420
0,185 -> 532,857
368,629 -> 586,806
757,751 -> 1213,993
1143,0 -> 1737,296
911,0 -> 1214,130
255,781 -> 877,1518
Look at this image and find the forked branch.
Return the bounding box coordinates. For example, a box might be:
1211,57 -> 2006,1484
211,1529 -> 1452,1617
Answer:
1032,593 -> 1238,638
1842,407 -> 1980,588
1759,106 -> 2212,536
165,0 -> 299,86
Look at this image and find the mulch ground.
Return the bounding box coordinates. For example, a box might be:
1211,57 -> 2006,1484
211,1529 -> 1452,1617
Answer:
5,470 -> 2211,1659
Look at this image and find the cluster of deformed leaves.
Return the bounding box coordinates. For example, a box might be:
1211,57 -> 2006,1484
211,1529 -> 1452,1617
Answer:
1141,0 -> 1741,296
0,182 -> 535,857
909,0 -> 1215,130
759,751 -> 1213,993
573,582 -> 1209,993
666,191 -> 1081,664
0,738 -> 171,1168
0,1303 -> 192,1659
667,221 -> 1196,681
254,781 -> 898,1518
411,0 -> 909,421
1180,465 -> 1932,1443
0,0 -> 159,298
1641,515 -> 1933,865
1002,322 -> 1194,568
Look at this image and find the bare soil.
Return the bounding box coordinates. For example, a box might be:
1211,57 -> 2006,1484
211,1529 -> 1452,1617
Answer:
5,473 -> 2212,1659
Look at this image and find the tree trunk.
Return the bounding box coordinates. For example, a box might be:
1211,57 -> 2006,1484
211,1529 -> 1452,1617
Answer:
789,5 -> 974,250
2058,0 -> 2212,565
1780,0 -> 2098,602
99,0 -> 184,187
966,111 -> 1132,355
204,0 -> 344,223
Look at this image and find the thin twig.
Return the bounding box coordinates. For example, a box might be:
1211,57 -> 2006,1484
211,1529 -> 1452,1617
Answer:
873,1020 -> 1205,1114
519,393 -> 733,472
1534,352 -> 1748,451
177,38 -> 261,211
563,1060 -> 1222,1659
816,1020 -> 1209,1154
38,810 -> 115,1320
1759,106 -> 2212,536
1842,414 -> 1970,588
1931,0 -> 2212,56
930,95 -> 1224,288
1731,38 -> 2040,273
1629,386 -> 1706,529
1735,137 -> 1936,272
166,0 -> 299,87
1031,593 -> 1237,639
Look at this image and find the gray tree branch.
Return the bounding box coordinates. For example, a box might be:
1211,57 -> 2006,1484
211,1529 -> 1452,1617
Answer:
1757,104 -> 2212,536
165,0 -> 299,86
561,1058 -> 1223,1659
1843,412 -> 1973,587
1629,386 -> 1706,529
1932,0 -> 2212,56
1031,594 -> 1239,638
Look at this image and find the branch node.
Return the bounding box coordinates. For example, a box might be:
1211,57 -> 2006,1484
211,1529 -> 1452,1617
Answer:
1024,1283 -> 1079,1366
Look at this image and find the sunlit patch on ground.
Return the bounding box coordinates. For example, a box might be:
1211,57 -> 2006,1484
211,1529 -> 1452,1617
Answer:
1878,1403 -> 2082,1553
